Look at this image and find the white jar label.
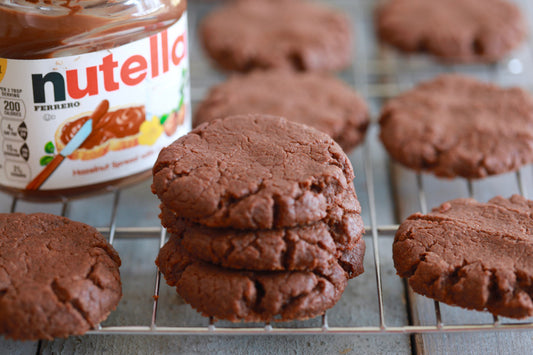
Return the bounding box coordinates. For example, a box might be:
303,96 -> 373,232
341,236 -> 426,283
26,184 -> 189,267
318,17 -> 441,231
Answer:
0,14 -> 190,191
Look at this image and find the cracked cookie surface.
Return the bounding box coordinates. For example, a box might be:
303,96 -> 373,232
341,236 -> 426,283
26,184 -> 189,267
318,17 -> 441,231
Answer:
376,0 -> 526,62
379,74 -> 533,178
193,71 -> 369,152
200,0 -> 352,72
160,205 -> 365,277
152,114 -> 358,229
156,234 -> 347,322
393,195 -> 533,319
0,213 -> 122,340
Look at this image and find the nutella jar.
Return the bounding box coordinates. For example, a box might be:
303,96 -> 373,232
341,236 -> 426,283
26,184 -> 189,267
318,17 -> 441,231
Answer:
0,0 -> 190,200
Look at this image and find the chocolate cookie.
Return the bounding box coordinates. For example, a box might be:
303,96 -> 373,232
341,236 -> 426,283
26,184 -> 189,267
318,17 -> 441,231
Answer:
152,114 -> 359,229
156,234 -> 347,322
0,213 -> 122,340
379,74 -> 533,178
200,0 -> 352,72
194,71 -> 369,152
376,0 -> 527,62
160,205 -> 365,276
393,195 -> 533,319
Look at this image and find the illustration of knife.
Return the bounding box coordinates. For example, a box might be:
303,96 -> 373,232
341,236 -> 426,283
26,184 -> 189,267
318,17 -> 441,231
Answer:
26,119 -> 93,191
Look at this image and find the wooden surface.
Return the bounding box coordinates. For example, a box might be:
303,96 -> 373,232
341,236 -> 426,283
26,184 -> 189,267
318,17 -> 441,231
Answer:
2,0 -> 533,353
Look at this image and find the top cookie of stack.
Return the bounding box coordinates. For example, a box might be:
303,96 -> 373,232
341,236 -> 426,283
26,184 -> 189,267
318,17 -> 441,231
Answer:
152,115 -> 365,322
153,115 -> 359,230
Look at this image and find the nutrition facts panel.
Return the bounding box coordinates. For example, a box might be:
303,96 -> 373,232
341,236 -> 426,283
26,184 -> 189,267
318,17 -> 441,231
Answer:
0,87 -> 30,184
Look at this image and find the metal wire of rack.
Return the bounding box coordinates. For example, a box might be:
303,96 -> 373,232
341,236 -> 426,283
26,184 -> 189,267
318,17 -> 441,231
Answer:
4,0 -> 533,339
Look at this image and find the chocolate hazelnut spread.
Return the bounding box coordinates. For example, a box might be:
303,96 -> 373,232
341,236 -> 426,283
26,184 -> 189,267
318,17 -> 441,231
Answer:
0,0 -> 191,201
0,0 -> 187,59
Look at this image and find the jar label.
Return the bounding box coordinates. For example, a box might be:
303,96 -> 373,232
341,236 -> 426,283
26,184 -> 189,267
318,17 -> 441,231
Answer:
0,14 -> 190,191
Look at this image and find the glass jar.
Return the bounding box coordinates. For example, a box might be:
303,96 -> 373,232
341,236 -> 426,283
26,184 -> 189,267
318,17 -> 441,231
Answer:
0,0 -> 190,201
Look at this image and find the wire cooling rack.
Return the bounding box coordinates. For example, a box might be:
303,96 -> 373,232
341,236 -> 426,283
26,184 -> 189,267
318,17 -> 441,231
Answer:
4,0 -> 533,337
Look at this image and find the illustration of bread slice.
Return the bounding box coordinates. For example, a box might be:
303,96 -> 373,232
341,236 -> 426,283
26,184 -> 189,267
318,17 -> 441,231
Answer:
55,105 -> 145,161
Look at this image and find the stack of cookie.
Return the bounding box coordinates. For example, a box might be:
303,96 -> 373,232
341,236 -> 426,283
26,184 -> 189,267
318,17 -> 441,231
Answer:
153,115 -> 365,322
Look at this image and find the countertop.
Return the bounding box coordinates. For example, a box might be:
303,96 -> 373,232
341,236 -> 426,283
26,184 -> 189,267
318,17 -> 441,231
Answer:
2,0 -> 533,353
